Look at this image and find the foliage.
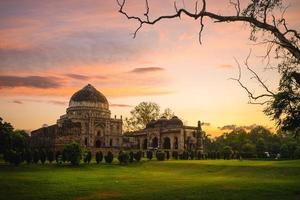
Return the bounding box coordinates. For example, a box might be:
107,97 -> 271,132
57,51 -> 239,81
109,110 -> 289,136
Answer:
129,151 -> 134,163
133,151 -> 142,162
5,149 -> 22,166
223,146 -> 233,160
33,149 -> 40,164
104,151 -> 114,164
172,151 -> 178,159
83,151 -> 92,164
242,143 -> 256,158
24,149 -> 32,164
156,151 -> 165,161
146,150 -> 153,160
165,151 -> 170,160
47,150 -> 54,163
294,146 -> 300,159
95,151 -> 103,164
123,102 -> 175,132
40,149 -> 46,164
63,142 -> 82,166
118,151 -> 129,164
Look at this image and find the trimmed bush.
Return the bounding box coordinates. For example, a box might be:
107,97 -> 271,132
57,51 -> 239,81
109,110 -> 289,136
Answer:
33,149 -> 40,164
24,149 -> 32,164
5,149 -> 22,166
95,151 -> 103,164
156,151 -> 165,161
129,151 -> 134,163
146,151 -> 153,160
165,151 -> 170,160
172,151 -> 178,159
189,151 -> 195,160
63,142 -> 82,165
104,151 -> 114,164
134,151 -> 142,162
55,151 -> 61,163
118,151 -> 129,164
40,149 -> 46,164
182,151 -> 189,160
84,151 -> 92,164
47,150 -> 54,163
197,151 -> 202,160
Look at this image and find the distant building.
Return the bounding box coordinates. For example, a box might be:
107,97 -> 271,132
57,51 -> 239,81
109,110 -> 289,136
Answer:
31,84 -> 203,154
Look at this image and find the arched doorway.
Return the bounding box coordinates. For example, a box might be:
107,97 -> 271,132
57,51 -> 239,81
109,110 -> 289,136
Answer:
143,139 -> 148,149
152,137 -> 158,148
95,140 -> 101,148
174,137 -> 178,149
163,137 -> 171,149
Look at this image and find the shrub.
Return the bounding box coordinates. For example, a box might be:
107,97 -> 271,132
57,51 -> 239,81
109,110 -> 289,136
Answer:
146,151 -> 153,160
156,151 -> 165,161
280,143 -> 290,159
134,151 -> 142,162
172,151 -> 178,159
182,151 -> 189,160
33,149 -> 40,164
189,151 -> 195,160
5,149 -> 22,166
165,151 -> 170,160
84,151 -> 92,164
95,151 -> 103,164
24,149 -> 32,164
242,143 -> 256,158
223,146 -> 233,160
56,154 -> 63,165
47,150 -> 54,163
197,151 -> 202,160
129,151 -> 134,163
104,151 -> 114,164
40,149 -> 46,164
294,146 -> 300,159
118,151 -> 129,164
63,142 -> 82,165
55,151 -> 61,163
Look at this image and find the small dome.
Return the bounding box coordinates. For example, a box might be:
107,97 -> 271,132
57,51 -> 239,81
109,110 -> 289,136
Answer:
70,84 -> 108,104
169,116 -> 183,126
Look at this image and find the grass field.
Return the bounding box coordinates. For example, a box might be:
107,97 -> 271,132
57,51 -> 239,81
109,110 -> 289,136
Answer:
0,159 -> 300,200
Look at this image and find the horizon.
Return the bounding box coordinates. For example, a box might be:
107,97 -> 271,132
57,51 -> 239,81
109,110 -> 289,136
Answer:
1,0 -> 299,136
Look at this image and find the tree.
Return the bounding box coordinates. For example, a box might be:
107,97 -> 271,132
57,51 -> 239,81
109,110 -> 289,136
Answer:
33,149 -> 40,164
95,151 -> 103,164
63,142 -> 82,166
124,102 -> 176,132
242,143 -> 256,158
256,138 -> 266,158
124,102 -> 160,132
0,118 -> 14,154
223,146 -> 233,160
117,0 -> 300,136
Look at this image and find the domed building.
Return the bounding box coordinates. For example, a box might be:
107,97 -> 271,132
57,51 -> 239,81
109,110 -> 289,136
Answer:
31,84 -> 123,153
123,116 -> 203,152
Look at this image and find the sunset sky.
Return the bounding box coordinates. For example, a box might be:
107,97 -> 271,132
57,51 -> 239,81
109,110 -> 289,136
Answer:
0,0 -> 299,136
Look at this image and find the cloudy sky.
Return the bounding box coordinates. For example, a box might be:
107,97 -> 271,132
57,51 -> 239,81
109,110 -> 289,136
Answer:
0,0 -> 299,135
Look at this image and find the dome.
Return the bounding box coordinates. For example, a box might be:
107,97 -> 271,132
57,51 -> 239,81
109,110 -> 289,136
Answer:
68,84 -> 109,111
168,116 -> 183,126
70,84 -> 108,104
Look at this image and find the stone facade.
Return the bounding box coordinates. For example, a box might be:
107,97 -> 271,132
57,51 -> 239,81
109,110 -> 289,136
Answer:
31,84 -> 122,154
30,84 -> 203,155
123,117 -> 203,152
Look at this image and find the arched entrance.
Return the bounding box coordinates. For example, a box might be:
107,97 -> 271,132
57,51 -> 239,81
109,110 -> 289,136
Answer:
174,137 -> 178,149
95,140 -> 101,148
163,137 -> 171,149
143,139 -> 148,149
152,137 -> 158,148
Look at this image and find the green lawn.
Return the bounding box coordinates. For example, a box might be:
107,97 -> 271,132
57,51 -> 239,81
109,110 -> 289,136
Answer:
0,159 -> 300,200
